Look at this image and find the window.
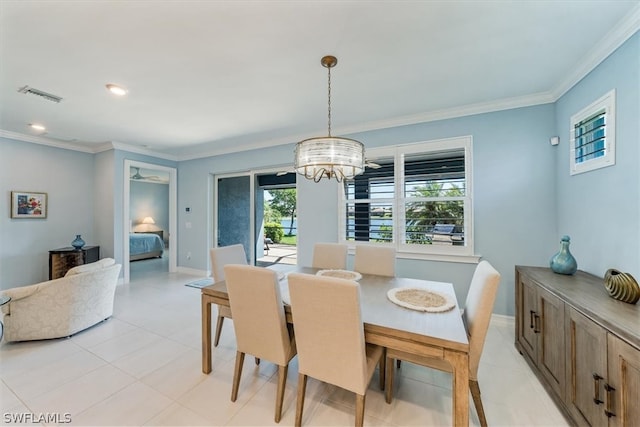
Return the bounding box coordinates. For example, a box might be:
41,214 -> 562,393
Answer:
340,136 -> 474,260
570,89 -> 616,175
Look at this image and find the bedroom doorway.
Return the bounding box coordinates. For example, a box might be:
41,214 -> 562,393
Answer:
123,160 -> 177,284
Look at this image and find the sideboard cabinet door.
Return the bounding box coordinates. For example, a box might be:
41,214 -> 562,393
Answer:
566,307 -> 608,427
607,334 -> 640,427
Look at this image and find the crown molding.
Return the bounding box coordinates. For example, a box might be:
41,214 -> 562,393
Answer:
3,5 -> 638,164
551,3 -> 640,100
0,130 -> 96,153
109,141 -> 179,161
176,91 -> 556,161
0,130 -> 179,161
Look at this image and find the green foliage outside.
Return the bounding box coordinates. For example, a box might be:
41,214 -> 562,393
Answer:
267,188 -> 296,235
405,182 -> 464,244
264,222 -> 284,243
280,235 -> 297,245
263,202 -> 281,224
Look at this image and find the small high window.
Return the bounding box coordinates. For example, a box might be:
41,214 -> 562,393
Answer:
570,89 -> 616,175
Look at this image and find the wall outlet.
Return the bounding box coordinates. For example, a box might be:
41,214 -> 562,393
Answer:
187,251 -> 191,260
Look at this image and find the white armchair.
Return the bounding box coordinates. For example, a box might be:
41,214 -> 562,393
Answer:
1,258 -> 121,342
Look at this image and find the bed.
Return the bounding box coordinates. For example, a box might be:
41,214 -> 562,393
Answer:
130,232 -> 164,261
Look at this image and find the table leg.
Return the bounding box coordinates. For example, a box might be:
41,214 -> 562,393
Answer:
202,295 -> 212,374
444,349 -> 469,427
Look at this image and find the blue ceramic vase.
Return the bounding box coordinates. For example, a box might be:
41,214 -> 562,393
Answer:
550,235 -> 577,275
71,234 -> 85,250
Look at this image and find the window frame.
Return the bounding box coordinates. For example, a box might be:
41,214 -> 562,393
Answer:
569,89 -> 616,175
338,136 -> 477,263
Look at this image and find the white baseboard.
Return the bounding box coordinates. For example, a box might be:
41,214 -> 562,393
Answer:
176,266 -> 209,277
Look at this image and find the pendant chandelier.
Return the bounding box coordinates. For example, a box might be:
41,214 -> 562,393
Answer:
294,55 -> 365,183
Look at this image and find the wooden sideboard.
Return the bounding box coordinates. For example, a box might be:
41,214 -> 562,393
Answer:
49,246 -> 100,279
515,266 -> 640,427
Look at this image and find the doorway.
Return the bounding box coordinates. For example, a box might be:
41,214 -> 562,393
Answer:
123,160 -> 177,283
214,170 -> 296,268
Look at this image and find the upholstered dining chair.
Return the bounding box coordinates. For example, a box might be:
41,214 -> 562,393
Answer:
210,244 -> 247,347
223,264 -> 297,423
288,272 -> 385,427
353,245 -> 396,277
384,260 -> 501,427
312,242 -> 348,270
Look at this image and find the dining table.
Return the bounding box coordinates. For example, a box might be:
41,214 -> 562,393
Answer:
200,266 -> 470,426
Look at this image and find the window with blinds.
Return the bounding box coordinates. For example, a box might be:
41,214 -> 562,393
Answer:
570,90 -> 616,175
340,136 -> 474,258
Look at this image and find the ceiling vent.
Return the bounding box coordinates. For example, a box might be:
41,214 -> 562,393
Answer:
17,85 -> 63,103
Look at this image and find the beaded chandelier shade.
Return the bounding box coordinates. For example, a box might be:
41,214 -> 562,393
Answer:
294,56 -> 365,183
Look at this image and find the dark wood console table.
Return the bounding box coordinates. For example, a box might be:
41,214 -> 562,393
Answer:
49,246 -> 100,279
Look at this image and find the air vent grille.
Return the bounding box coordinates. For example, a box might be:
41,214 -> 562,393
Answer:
18,85 -> 63,103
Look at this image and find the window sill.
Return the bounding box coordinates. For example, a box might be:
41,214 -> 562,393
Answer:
397,250 -> 481,264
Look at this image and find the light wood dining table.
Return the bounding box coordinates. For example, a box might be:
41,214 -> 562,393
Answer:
201,266 -> 470,426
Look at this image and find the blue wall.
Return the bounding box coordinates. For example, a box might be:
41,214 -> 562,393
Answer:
3,33 -> 637,316
130,181 -> 169,237
554,32 -> 640,280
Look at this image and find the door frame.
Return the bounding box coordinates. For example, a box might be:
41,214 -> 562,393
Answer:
212,166 -> 296,266
123,159 -> 177,283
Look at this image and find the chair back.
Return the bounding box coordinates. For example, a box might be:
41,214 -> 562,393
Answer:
464,260 -> 501,378
288,273 -> 369,395
312,242 -> 348,270
353,245 -> 396,276
224,265 -> 293,365
210,244 -> 247,282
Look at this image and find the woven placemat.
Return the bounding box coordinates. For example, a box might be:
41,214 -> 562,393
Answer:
316,269 -> 362,281
387,287 -> 456,312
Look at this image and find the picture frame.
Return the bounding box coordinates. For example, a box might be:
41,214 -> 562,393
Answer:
11,191 -> 47,218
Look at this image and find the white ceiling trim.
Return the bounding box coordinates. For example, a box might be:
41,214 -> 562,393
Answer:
0,130 -> 95,153
550,3 -> 640,100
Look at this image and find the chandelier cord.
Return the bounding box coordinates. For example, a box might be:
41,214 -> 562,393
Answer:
327,65 -> 332,137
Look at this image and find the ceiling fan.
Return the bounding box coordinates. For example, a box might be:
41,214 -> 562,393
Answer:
130,167 -> 164,182
276,159 -> 381,177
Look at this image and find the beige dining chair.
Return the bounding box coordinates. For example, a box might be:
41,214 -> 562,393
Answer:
210,244 -> 247,347
353,245 -> 396,277
312,242 -> 348,270
384,260 -> 501,427
224,264 -> 297,423
288,272 -> 385,427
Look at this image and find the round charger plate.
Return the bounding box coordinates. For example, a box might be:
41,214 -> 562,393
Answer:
316,269 -> 362,281
387,287 -> 456,312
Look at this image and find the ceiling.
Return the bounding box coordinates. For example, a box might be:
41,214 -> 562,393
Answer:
1,1 -> 638,160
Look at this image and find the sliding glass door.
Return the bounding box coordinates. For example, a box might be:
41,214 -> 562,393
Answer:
215,170 -> 296,267
216,175 -> 252,260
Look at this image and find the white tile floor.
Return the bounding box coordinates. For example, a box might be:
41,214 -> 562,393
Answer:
1,262 -> 570,426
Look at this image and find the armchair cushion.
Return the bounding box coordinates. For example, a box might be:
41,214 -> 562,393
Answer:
65,257 -> 115,276
1,258 -> 121,342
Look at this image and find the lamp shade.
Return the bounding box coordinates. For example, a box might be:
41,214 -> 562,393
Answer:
295,136 -> 365,182
142,216 -> 155,224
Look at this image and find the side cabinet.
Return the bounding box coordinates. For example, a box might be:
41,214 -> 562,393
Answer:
566,307 -> 608,426
607,334 -> 640,427
516,271 -> 565,399
515,266 -> 640,427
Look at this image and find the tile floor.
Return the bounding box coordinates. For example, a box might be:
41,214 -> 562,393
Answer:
1,260 -> 569,426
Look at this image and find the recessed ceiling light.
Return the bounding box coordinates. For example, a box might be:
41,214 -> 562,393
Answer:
29,123 -> 46,131
106,83 -> 128,96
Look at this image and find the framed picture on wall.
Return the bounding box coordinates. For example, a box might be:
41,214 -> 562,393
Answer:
11,191 -> 47,218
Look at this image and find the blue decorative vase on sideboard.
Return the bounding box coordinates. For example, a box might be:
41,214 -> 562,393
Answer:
550,235 -> 577,275
71,234 -> 85,250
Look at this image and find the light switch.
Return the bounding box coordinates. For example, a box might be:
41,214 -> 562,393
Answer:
185,222 -> 192,229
